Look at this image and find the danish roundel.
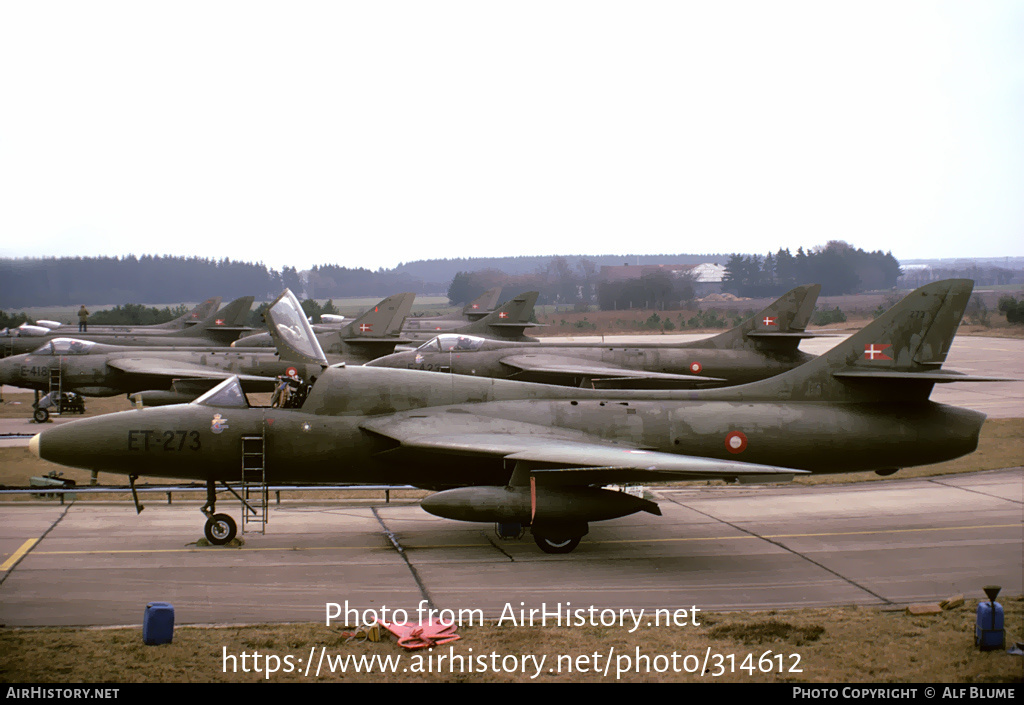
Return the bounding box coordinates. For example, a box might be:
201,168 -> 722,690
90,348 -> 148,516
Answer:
725,431 -> 747,454
689,361 -> 703,374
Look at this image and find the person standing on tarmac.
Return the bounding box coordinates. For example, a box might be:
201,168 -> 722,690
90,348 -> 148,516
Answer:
78,305 -> 89,332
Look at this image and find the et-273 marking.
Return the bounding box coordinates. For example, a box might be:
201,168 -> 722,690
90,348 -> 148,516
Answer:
128,430 -> 201,451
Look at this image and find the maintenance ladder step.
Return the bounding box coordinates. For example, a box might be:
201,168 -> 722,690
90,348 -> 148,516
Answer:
240,435 -> 267,534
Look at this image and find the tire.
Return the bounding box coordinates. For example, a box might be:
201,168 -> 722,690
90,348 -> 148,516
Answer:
33,408 -> 49,423
533,533 -> 582,554
204,514 -> 237,545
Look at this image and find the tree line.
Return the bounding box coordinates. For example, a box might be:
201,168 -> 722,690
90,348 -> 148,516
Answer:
723,242 -> 902,297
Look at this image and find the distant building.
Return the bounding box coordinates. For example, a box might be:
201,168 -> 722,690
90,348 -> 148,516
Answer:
599,263 -> 724,293
598,262 -> 725,299
689,263 -> 726,296
599,263 -> 698,282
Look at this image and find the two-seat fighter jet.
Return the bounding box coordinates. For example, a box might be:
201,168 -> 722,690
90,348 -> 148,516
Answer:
31,280 -> 1002,553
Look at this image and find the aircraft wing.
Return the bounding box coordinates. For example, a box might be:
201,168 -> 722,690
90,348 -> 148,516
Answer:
360,412 -> 802,483
497,353 -> 725,385
106,357 -> 276,385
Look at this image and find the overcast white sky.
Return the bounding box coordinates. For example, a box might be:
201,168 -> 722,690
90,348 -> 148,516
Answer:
1,1 -> 1021,272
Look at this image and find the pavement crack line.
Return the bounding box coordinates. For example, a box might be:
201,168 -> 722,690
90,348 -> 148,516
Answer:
660,494 -> 893,605
925,475 -> 1023,505
0,501 -> 75,587
482,531 -> 516,561
372,507 -> 435,611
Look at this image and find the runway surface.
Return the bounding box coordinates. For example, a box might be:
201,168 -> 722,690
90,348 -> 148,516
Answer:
0,468 -> 1020,627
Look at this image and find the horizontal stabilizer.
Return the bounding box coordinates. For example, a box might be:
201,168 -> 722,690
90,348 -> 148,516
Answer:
833,370 -> 1016,383
746,331 -> 842,339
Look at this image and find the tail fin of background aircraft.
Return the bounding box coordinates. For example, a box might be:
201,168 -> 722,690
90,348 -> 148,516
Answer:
338,293 -> 415,341
169,296 -> 255,341
462,287 -> 502,321
156,297 -> 222,330
463,291 -> 541,341
691,284 -> 821,352
710,279 -> 986,404
174,297 -> 222,329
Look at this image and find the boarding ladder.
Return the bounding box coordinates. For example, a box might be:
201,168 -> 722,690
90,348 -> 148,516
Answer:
240,434 -> 268,535
48,366 -> 62,405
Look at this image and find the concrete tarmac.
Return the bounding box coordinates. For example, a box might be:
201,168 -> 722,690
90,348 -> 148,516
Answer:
0,468 -> 1019,627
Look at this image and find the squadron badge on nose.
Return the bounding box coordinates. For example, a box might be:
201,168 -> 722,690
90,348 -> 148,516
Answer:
211,414 -> 230,434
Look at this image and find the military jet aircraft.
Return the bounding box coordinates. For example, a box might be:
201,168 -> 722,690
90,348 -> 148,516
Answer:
230,292 -> 414,354
0,296 -> 254,358
399,291 -> 542,344
31,280 -> 1003,553
18,298 -> 224,336
368,284 -> 825,388
401,287 -> 502,337
0,291 -> 415,411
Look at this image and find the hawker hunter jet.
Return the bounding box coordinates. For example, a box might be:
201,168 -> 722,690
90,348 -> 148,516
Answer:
401,287 -> 502,336
231,292 -> 414,357
367,284 -> 825,388
0,296 -> 253,358
0,292 -> 415,409
399,291 -> 542,344
21,298 -> 223,336
31,280 -> 1006,553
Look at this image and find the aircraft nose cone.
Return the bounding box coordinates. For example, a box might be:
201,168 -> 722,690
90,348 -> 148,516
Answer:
29,433 -> 40,458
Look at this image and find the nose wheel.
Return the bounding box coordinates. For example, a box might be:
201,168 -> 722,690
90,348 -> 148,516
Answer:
204,514 -> 238,545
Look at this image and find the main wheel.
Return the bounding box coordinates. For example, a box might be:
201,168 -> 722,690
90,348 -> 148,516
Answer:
533,533 -> 582,554
204,514 -> 237,545
33,408 -> 49,423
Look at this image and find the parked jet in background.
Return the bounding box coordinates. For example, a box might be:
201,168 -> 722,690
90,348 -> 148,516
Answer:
400,291 -> 542,344
368,285 -> 825,388
31,280 -> 1001,552
10,299 -> 224,338
401,287 -> 502,336
0,297 -> 254,358
230,292 -> 414,359
0,291 -> 415,409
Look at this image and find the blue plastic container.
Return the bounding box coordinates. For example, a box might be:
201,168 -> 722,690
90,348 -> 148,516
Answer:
143,602 -> 175,645
975,600 -> 1004,651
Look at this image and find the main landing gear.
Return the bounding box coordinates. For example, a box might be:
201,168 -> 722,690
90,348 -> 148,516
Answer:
530,521 -> 588,554
202,479 -> 238,545
532,534 -> 582,554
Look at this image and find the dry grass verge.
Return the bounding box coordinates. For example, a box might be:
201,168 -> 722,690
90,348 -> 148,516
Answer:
1,600 -> 1020,683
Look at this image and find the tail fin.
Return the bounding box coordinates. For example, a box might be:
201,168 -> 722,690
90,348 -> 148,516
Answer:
691,284 -> 821,352
161,297 -> 222,330
169,296 -> 254,341
338,293 -> 415,340
462,287 -> 502,321
711,279 -> 975,404
463,291 -> 540,341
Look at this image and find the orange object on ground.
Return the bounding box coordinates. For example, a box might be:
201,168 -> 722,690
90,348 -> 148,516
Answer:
378,619 -> 461,650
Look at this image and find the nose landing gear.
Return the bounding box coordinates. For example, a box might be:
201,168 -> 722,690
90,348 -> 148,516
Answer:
201,479 -> 238,545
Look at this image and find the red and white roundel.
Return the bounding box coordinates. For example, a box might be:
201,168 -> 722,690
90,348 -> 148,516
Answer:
689,361 -> 703,374
285,366 -> 298,377
724,431 -> 747,454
